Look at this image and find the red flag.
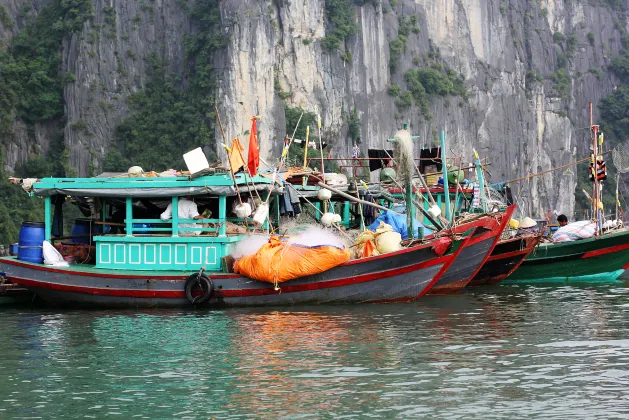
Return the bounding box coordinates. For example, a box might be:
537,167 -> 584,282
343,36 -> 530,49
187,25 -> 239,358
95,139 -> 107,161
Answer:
248,117 -> 259,176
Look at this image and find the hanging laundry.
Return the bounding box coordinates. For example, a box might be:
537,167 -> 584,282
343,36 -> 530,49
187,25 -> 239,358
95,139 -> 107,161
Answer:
279,187 -> 302,216
362,193 -> 377,226
352,144 -> 360,159
367,149 -> 394,171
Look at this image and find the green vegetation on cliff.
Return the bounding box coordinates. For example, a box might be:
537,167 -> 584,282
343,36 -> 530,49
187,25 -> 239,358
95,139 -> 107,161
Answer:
104,0 -> 225,172
0,0 -> 92,245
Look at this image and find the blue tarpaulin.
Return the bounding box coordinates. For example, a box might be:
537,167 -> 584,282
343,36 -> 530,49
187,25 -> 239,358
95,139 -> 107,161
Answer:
368,211 -> 433,239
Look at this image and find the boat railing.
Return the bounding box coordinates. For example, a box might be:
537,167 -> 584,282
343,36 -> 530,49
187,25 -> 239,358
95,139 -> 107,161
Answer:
122,217 -> 258,235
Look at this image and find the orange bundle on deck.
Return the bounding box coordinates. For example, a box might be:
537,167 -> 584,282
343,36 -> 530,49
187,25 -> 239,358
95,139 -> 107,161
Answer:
233,236 -> 350,284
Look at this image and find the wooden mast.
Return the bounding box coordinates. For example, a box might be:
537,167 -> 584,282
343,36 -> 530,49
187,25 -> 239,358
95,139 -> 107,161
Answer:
590,101 -> 600,235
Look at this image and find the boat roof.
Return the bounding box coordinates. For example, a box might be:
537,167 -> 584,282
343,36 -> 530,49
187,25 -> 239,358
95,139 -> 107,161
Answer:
32,172 -> 277,198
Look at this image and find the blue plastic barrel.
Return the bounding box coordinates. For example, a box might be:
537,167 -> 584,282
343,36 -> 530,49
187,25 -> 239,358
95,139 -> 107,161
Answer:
71,218 -> 101,244
132,223 -> 153,234
9,243 -> 18,255
18,222 -> 45,264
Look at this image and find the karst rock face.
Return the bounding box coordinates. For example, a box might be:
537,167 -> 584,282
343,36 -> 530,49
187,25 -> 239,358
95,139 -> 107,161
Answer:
3,0 -> 627,218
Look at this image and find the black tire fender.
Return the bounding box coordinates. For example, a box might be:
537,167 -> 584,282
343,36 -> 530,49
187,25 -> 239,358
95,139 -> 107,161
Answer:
184,273 -> 213,305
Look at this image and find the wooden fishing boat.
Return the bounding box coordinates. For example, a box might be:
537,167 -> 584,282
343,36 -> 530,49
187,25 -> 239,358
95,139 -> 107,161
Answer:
505,103 -> 629,284
427,204 -> 515,293
0,172 -> 505,307
502,229 -> 629,284
467,233 -> 542,286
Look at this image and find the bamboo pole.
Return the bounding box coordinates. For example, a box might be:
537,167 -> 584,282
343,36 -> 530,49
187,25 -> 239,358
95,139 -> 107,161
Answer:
317,109 -> 324,175
278,112 -> 304,172
302,126 -> 310,187
316,182 -> 399,214
505,152 -> 610,185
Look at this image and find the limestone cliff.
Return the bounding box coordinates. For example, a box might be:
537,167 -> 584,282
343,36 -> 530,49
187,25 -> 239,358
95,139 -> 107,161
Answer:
2,0 -> 628,218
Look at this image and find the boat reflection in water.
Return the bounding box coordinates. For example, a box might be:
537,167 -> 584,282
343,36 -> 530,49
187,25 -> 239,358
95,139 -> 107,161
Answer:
224,308 -> 404,416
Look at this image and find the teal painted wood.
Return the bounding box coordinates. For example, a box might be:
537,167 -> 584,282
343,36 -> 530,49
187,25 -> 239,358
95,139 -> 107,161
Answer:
505,230 -> 629,284
95,237 -> 238,271
440,131 -> 451,221
343,201 -> 350,228
218,196 -> 226,236
34,173 -> 273,188
172,196 -> 179,236
125,197 -> 132,236
44,196 -> 51,242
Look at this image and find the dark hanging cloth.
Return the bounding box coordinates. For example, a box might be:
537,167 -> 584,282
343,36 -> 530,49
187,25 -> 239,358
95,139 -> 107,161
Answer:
419,147 -> 443,173
368,149 -> 394,171
280,187 -> 301,216
51,195 -> 64,237
288,185 -> 301,215
362,193 -> 377,226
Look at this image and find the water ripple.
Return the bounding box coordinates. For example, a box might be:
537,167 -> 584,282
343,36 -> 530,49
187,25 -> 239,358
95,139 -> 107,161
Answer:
1,284 -> 629,418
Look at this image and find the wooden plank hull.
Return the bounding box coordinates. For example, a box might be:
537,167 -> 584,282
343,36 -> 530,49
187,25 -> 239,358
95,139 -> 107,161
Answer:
468,234 -> 541,286
504,229 -> 629,284
0,215 -> 507,307
428,205 -> 515,294
0,233 -> 467,308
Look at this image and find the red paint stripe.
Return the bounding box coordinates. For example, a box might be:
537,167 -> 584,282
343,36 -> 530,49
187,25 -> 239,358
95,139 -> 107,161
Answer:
7,255 -> 450,299
581,242 -> 629,259
486,248 -> 531,262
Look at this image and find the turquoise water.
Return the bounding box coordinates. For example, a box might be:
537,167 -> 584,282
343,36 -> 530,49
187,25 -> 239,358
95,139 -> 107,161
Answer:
2,285 -> 629,418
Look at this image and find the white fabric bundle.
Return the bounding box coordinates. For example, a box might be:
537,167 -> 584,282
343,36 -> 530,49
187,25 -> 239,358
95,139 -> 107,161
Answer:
42,241 -> 69,267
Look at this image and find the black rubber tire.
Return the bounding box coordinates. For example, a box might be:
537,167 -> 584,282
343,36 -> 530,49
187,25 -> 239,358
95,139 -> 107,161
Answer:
184,274 -> 213,305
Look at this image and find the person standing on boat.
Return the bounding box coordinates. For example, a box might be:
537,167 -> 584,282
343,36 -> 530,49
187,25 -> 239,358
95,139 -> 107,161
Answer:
557,214 -> 568,227
160,196 -> 206,236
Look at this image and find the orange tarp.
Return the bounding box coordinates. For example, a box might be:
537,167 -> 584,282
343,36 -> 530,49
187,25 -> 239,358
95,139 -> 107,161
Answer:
233,236 -> 350,284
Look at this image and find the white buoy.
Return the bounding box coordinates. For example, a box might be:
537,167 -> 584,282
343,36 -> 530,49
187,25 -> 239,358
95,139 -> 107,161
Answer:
252,203 -> 269,226
428,205 -> 442,219
317,189 -> 332,201
234,203 -> 252,218
320,212 -> 338,227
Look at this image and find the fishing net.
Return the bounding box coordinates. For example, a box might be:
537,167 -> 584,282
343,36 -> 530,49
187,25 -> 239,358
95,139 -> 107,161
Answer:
613,141 -> 629,173
486,187 -> 508,211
